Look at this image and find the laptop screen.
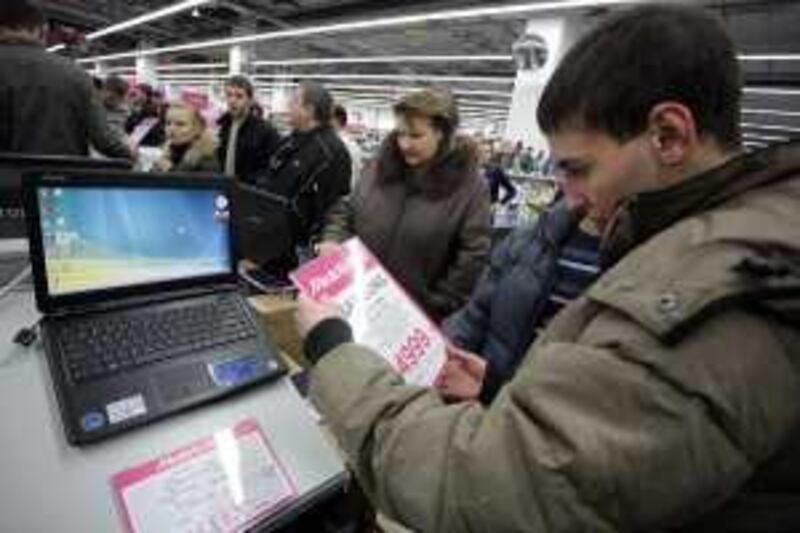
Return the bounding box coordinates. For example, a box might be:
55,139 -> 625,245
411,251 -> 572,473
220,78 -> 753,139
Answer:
37,186 -> 232,296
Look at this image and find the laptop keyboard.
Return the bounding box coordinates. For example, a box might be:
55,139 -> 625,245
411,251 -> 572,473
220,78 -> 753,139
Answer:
59,295 -> 258,384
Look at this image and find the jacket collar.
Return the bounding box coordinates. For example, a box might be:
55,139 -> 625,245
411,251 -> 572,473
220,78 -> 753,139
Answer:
603,140 -> 800,267
376,134 -> 479,199
218,112 -> 253,129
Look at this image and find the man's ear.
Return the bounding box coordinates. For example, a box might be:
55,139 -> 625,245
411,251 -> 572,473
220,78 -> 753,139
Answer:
646,102 -> 699,167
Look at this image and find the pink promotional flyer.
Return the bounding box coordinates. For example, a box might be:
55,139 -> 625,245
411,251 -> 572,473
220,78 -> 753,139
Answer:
291,238 -> 446,387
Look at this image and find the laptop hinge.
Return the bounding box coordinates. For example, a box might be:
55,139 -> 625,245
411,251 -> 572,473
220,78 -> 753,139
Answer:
49,284 -> 239,319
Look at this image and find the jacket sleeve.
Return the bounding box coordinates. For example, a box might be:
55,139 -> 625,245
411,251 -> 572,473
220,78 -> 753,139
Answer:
319,195 -> 356,244
307,143 -> 352,243
199,153 -> 221,173
85,88 -> 133,160
310,306 -> 800,532
441,229 -> 518,353
252,121 -> 282,174
427,180 -> 492,318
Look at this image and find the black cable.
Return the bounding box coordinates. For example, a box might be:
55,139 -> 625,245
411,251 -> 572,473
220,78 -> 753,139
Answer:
13,320 -> 40,348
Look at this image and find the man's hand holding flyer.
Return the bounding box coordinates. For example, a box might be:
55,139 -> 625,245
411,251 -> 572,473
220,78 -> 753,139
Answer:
291,238 -> 446,387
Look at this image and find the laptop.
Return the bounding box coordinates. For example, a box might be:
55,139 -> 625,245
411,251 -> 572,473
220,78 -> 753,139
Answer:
231,181 -> 297,282
22,170 -> 286,445
231,181 -> 296,267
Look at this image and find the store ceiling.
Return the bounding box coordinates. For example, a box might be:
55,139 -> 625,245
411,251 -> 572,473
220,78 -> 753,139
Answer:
40,0 -> 800,139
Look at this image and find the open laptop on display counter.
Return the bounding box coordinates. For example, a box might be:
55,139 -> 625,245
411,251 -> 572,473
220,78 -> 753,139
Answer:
22,170 -> 286,445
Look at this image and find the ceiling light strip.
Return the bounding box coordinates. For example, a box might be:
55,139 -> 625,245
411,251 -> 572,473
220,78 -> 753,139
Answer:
252,55 -> 513,67
744,87 -> 800,96
76,0 -> 632,63
742,133 -> 790,142
741,122 -> 800,134
161,73 -> 514,84
253,73 -> 514,84
739,54 -> 800,62
86,0 -> 214,41
741,108 -> 800,118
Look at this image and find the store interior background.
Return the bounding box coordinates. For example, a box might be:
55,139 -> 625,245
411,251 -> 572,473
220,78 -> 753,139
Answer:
43,0 -> 800,218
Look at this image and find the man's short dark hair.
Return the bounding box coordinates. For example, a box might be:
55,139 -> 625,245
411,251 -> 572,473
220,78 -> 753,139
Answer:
299,82 -> 334,126
225,75 -> 254,99
333,105 -> 348,128
537,4 -> 742,148
105,75 -> 129,99
0,0 -> 46,31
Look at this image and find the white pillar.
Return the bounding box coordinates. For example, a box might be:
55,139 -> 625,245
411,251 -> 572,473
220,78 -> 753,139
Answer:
505,17 -> 589,151
95,61 -> 109,78
135,42 -> 159,87
229,44 -> 251,76
229,23 -> 256,76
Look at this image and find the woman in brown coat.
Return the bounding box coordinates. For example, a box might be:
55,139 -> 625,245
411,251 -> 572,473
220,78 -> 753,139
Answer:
318,89 -> 492,321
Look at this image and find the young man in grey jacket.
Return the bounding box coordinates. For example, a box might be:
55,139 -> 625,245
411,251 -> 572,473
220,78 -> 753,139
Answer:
0,2 -> 132,159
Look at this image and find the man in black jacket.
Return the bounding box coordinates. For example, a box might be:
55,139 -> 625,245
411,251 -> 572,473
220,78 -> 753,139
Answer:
217,76 -> 281,182
254,81 -> 352,275
0,1 -> 132,159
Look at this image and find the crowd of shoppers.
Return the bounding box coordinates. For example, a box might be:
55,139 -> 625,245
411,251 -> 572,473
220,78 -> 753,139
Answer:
4,2 -> 800,531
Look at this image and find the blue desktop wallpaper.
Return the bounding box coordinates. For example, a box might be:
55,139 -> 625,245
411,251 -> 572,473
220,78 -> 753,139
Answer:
39,187 -> 231,296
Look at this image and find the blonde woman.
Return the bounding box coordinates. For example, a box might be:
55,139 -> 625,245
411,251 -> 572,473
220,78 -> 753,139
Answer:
154,103 -> 219,173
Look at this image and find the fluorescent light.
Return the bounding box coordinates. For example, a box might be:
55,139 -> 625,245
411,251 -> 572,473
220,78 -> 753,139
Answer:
102,66 -> 136,74
739,54 -> 800,62
744,87 -> 800,96
159,63 -> 227,71
253,55 -> 513,67
162,73 -> 514,84
164,78 -> 513,99
47,44 -> 66,53
259,82 -> 512,98
741,122 -> 800,134
328,91 -> 509,110
85,0 -> 213,41
455,98 -> 510,109
254,73 -> 514,84
161,74 -> 224,81
100,63 -> 226,75
741,108 -> 800,118
742,133 -> 790,142
325,92 -> 510,112
76,0 -> 632,63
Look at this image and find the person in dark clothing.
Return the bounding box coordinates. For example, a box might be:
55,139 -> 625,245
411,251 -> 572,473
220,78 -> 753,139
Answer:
217,76 -> 281,182
101,75 -> 130,136
0,1 -> 132,159
485,153 -> 517,205
124,84 -> 166,148
253,81 -> 351,276
440,198 -> 601,404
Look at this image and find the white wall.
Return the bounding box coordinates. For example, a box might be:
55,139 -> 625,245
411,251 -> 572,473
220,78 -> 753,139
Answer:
505,16 -> 589,150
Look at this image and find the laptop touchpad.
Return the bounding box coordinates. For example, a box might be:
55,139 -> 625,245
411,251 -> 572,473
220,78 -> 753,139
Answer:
153,364 -> 215,405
